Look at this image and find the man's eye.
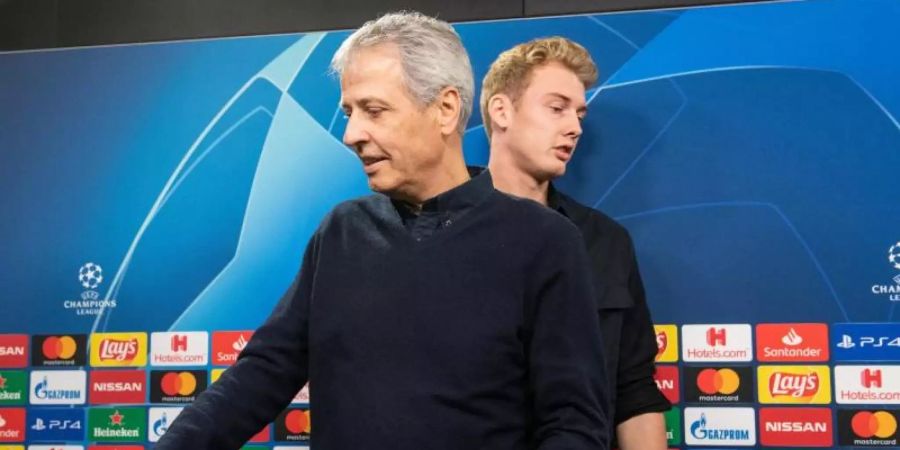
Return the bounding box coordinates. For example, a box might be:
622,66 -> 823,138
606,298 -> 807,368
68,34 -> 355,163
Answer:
367,108 -> 384,117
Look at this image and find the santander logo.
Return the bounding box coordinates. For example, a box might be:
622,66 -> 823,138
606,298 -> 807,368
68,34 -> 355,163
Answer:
782,328 -> 803,346
233,335 -> 248,352
770,372 -> 819,398
98,339 -> 139,362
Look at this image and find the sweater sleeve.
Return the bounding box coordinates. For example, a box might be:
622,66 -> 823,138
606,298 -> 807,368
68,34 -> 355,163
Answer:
154,231 -> 320,450
528,223 -> 611,450
613,232 -> 671,424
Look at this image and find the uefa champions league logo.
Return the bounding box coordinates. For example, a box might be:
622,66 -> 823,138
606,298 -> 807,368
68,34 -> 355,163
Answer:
79,262 -> 103,290
62,262 -> 117,316
889,242 -> 900,271
870,241 -> 900,302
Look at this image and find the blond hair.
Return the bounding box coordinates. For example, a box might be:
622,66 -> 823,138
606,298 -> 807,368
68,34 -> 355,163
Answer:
480,36 -> 598,138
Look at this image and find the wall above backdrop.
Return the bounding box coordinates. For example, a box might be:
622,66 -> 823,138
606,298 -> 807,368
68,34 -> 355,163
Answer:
0,0 -> 775,51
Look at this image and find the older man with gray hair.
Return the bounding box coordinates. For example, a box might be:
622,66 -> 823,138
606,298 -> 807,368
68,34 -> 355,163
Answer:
156,11 -> 609,450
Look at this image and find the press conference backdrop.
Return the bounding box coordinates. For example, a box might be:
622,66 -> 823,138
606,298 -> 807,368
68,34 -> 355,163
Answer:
1,0 -> 899,447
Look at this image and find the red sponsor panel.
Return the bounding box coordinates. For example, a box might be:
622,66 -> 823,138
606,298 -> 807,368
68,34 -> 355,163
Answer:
756,323 -> 829,362
212,331 -> 253,366
0,407 -> 26,442
89,370 -> 147,404
654,366 -> 680,404
248,424 -> 271,442
759,407 -> 833,447
0,335 -> 28,368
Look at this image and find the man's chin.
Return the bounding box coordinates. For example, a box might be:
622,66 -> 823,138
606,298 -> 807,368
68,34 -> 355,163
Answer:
535,163 -> 566,181
367,176 -> 399,196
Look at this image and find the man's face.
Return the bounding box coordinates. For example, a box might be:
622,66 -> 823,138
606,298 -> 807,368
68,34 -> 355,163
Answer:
504,62 -> 587,180
340,44 -> 445,199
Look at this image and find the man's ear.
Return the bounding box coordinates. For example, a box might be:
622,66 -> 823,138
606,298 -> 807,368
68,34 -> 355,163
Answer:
488,93 -> 513,134
436,86 -> 462,136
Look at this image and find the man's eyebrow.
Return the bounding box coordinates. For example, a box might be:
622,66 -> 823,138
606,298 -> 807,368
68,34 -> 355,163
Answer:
546,92 -> 587,114
545,92 -> 572,103
340,97 -> 388,109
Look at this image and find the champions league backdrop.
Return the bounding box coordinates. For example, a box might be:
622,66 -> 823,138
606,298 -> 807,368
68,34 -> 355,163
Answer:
1,0 -> 899,447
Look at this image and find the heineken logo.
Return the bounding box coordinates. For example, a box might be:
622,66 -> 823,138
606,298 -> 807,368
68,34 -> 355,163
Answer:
88,407 -> 146,442
0,371 -> 26,405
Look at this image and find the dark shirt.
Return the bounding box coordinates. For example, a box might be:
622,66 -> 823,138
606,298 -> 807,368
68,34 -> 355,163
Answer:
548,185 -> 671,429
156,170 -> 610,450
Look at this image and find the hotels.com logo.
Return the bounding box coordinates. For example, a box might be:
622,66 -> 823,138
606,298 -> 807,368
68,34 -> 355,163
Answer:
150,332 -> 208,366
759,407 -> 833,447
706,328 -> 727,346
835,365 -> 900,405
682,324 -> 752,362
862,369 -> 882,388
170,335 -> 187,352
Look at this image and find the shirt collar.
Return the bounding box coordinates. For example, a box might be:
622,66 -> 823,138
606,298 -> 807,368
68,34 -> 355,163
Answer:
547,182 -> 571,218
392,166 -> 494,217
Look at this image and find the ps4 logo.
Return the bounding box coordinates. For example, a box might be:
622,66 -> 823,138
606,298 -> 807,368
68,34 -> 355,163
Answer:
31,417 -> 82,431
837,334 -> 900,349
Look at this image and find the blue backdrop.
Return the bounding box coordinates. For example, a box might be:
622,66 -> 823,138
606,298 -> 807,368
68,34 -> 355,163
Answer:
2,0 -> 899,448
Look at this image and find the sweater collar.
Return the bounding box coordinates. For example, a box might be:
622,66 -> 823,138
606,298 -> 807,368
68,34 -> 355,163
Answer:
392,166 -> 493,217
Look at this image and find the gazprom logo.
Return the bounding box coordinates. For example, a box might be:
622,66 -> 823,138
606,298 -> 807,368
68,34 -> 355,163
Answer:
33,376 -> 81,401
691,413 -> 750,441
29,370 -> 87,405
684,407 -> 756,446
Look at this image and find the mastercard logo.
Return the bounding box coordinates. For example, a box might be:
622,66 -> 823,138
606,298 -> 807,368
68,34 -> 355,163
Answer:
285,409 -> 311,434
697,368 -> 740,395
160,371 -> 197,396
42,336 -> 78,360
851,411 -> 898,439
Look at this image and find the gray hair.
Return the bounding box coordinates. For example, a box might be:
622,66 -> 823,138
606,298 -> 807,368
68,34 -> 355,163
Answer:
331,11 -> 475,135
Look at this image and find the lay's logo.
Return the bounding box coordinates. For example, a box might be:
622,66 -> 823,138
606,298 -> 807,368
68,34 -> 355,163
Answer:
758,365 -> 831,404
90,333 -> 147,367
654,325 -> 679,363
769,372 -> 819,398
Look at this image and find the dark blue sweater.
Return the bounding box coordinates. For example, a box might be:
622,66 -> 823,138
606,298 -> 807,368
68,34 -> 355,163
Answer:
155,170 -> 610,449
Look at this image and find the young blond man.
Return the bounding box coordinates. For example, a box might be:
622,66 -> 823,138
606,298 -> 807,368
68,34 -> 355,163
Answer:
482,37 -> 670,450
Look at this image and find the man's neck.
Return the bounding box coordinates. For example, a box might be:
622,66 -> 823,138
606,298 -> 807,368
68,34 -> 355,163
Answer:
398,146 -> 471,208
488,149 -> 550,206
